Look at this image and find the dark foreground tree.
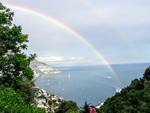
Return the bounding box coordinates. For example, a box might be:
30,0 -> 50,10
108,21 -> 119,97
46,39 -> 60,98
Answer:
82,102 -> 90,113
56,100 -> 79,113
144,67 -> 150,80
0,2 -> 35,102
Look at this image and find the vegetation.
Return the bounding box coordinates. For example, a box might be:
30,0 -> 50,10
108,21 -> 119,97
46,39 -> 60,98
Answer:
0,2 -> 35,103
56,100 -> 79,113
0,85 -> 45,113
0,2 -> 45,113
81,102 -> 90,113
98,67 -> 150,113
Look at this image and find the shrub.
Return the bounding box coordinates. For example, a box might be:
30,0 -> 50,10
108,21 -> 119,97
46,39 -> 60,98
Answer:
0,85 -> 46,113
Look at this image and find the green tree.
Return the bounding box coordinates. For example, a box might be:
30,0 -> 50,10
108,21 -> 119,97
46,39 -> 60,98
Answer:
82,102 -> 90,113
0,2 -> 35,85
0,2 -> 36,102
56,100 -> 79,113
144,67 -> 150,80
0,85 -> 45,113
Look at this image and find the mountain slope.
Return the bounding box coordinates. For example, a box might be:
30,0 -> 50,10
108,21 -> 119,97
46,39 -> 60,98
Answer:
30,59 -> 60,78
98,67 -> 150,113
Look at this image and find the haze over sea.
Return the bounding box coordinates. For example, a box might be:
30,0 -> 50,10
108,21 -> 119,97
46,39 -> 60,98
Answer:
35,63 -> 150,106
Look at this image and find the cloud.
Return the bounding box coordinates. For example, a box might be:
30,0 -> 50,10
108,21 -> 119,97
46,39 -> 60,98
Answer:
36,56 -> 102,66
37,56 -> 65,62
63,57 -> 103,66
3,0 -> 150,64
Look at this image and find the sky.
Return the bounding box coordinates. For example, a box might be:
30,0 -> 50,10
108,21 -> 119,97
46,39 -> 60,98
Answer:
1,0 -> 150,66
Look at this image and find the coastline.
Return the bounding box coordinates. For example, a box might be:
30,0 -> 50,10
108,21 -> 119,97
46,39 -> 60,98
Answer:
32,62 -> 62,112
34,87 -> 63,112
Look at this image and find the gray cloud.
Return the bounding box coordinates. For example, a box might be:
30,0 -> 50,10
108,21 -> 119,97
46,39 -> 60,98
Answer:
2,0 -> 150,64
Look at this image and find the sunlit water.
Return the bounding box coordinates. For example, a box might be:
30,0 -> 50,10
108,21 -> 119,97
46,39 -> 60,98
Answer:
35,63 -> 149,106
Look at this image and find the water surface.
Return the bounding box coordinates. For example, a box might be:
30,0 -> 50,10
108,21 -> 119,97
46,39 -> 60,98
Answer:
35,63 -> 149,106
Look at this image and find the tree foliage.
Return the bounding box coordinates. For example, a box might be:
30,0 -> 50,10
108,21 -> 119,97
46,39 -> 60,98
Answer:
81,102 -> 90,113
98,67 -> 150,113
0,2 -> 36,103
56,100 -> 79,113
0,85 -> 45,113
0,2 -> 35,83
144,67 -> 150,81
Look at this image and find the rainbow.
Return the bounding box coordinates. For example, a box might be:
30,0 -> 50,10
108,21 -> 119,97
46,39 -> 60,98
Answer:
3,2 -> 121,87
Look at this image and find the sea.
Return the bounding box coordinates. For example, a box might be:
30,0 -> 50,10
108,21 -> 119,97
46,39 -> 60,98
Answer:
35,63 -> 150,106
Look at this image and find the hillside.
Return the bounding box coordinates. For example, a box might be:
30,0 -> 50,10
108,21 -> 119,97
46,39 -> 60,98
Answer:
30,59 -> 60,79
97,67 -> 150,113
